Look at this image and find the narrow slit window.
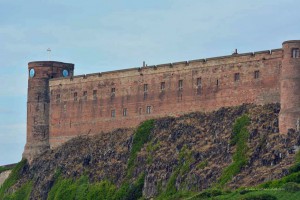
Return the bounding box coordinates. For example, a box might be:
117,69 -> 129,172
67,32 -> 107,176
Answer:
83,91 -> 87,100
146,106 -> 151,114
144,84 -> 148,99
216,79 -> 219,87
178,80 -> 183,90
93,90 -> 97,100
56,94 -> 61,103
74,92 -> 77,101
111,109 -> 116,118
161,82 -> 165,91
292,48 -> 300,58
197,78 -> 202,95
63,104 -> 67,112
111,88 -> 115,97
123,108 -> 127,116
234,73 -> 240,82
254,70 -> 260,79
144,84 -> 148,92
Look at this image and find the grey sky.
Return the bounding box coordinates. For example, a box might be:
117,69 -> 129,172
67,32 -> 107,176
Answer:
0,0 -> 299,165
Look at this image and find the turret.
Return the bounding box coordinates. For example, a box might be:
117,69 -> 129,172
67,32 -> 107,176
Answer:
279,40 -> 300,133
23,61 -> 74,163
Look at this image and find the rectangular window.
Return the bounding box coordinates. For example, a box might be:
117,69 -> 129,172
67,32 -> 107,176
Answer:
83,91 -> 87,100
216,79 -> 219,87
93,90 -> 97,100
197,78 -> 202,95
111,109 -> 116,118
292,48 -> 300,58
146,106 -> 151,114
178,80 -> 183,90
144,84 -> 148,92
254,70 -> 260,79
111,88 -> 115,97
74,92 -> 77,101
234,73 -> 240,82
161,82 -> 165,91
63,104 -> 67,112
144,84 -> 148,99
56,94 -> 60,103
197,78 -> 202,87
123,108 -> 127,116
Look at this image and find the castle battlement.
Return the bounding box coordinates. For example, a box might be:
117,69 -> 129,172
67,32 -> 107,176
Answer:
50,48 -> 282,83
23,41 -> 300,163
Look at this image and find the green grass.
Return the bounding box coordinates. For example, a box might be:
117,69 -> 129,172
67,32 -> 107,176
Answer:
47,173 -> 145,200
218,115 -> 250,187
0,166 -> 12,174
2,181 -> 32,200
0,160 -> 29,199
157,145 -> 195,199
200,189 -> 300,200
127,119 -> 154,178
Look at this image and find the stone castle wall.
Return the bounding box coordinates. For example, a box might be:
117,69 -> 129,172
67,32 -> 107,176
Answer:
48,49 -> 282,148
23,40 -> 300,162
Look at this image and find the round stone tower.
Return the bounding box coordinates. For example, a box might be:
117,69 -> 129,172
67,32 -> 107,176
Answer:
279,40 -> 300,133
23,61 -> 74,163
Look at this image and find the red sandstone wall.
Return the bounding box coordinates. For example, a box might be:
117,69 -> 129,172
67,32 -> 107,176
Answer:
24,61 -> 74,162
49,50 -> 282,148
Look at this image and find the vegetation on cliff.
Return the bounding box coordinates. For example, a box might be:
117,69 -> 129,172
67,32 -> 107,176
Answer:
1,103 -> 300,200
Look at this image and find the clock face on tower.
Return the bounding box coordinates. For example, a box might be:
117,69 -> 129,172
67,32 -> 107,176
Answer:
29,68 -> 35,78
62,69 -> 69,77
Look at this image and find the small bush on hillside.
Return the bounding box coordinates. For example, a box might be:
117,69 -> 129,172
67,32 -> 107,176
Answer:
194,189 -> 223,198
240,193 -> 277,200
283,182 -> 300,193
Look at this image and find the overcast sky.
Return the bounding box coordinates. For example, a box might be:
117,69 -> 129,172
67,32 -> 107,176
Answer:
0,0 -> 299,165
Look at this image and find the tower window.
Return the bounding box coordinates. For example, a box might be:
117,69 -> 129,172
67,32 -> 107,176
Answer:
123,108 -> 127,116
146,106 -> 152,114
144,84 -> 148,92
111,88 -> 115,97
197,78 -> 202,95
63,104 -> 67,112
93,90 -> 97,100
178,80 -> 183,90
144,84 -> 148,99
111,109 -> 116,118
74,92 -> 78,101
83,91 -> 87,100
56,94 -> 61,103
292,48 -> 300,58
234,73 -> 240,82
161,82 -> 165,91
254,70 -> 260,79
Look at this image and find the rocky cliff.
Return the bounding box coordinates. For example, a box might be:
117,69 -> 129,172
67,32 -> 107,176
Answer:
2,103 -> 300,199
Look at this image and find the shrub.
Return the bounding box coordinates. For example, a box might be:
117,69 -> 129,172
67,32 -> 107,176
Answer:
218,115 -> 250,186
240,194 -> 277,200
231,115 -> 250,145
283,182 -> 300,193
194,189 -> 223,198
127,119 -> 154,178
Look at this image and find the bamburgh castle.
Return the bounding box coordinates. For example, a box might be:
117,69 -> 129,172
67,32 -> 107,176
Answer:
23,40 -> 300,162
